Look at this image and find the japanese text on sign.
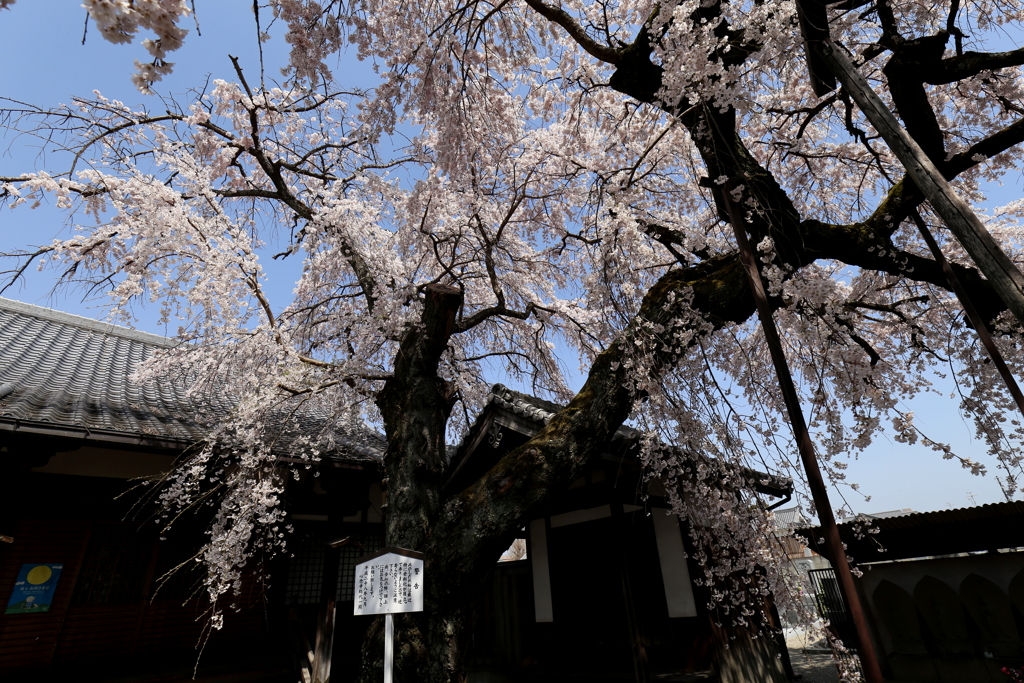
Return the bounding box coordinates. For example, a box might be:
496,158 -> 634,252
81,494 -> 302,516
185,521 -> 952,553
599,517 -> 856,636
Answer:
353,548 -> 424,615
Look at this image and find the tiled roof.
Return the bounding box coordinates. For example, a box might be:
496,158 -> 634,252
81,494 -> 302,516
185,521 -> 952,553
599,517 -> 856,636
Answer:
773,507 -> 810,530
0,298 -> 383,463
488,383 -> 640,440
838,501 -> 1024,532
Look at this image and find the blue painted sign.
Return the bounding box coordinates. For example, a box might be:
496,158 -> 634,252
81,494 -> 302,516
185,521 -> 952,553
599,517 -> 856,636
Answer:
5,563 -> 63,614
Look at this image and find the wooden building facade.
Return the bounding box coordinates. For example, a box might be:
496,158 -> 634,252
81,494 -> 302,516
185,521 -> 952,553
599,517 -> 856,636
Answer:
449,385 -> 795,683
1,299 -> 793,683
0,298 -> 381,682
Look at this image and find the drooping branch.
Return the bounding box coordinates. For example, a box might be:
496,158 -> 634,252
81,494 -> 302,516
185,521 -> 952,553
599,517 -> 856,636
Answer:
1,89 -> 386,313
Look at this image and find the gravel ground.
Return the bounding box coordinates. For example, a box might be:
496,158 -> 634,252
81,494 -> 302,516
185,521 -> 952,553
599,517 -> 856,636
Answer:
785,627 -> 828,651
784,627 -> 861,682
790,652 -> 840,683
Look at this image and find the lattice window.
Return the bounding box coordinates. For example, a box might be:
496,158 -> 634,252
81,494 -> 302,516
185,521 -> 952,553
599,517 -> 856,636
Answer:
336,534 -> 383,602
284,529 -> 384,605
71,524 -> 154,605
284,529 -> 326,606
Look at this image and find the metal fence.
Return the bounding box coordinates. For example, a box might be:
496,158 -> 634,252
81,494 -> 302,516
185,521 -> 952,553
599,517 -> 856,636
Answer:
807,567 -> 858,652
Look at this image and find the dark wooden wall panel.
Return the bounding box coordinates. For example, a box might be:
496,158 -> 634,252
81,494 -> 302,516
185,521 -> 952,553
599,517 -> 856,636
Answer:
1,518 -> 272,673
0,519 -> 90,669
52,605 -> 141,660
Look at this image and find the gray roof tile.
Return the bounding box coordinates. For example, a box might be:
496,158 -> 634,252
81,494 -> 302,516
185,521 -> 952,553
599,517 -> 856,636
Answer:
0,298 -> 383,463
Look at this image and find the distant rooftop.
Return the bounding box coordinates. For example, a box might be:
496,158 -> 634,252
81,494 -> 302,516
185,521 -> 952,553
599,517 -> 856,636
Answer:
799,501 -> 1024,562
0,298 -> 383,463
838,507 -> 914,521
773,507 -> 810,530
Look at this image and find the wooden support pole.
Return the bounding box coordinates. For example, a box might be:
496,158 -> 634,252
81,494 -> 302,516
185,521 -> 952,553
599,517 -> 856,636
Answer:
313,600 -> 337,683
718,182 -> 885,683
794,0 -> 836,96
909,209 -> 1024,417
313,541 -> 341,683
815,39 -> 1024,327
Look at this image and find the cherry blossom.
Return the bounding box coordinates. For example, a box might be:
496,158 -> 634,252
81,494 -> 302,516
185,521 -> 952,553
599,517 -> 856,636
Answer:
4,1 -> 1024,680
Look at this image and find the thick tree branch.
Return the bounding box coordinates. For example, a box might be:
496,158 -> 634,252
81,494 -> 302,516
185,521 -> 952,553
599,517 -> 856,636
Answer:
455,301 -> 551,333
520,0 -> 623,64
925,47 -> 1024,85
833,114 -> 1024,243
428,254 -> 753,580
884,34 -> 950,161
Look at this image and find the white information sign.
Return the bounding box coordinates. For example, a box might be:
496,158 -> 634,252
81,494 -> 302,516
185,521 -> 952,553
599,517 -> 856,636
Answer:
354,547 -> 425,683
353,546 -> 425,616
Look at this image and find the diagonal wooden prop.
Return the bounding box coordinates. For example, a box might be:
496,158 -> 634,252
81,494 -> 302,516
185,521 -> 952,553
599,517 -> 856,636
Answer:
793,0 -> 1024,326
910,208 -> 1024,421
783,5 -> 1024,681
717,179 -> 885,683
814,39 -> 1024,326
794,0 -> 836,96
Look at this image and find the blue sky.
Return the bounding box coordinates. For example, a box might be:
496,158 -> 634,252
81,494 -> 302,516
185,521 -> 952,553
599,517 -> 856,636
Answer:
0,1 -> 1016,513
0,3 -> 296,315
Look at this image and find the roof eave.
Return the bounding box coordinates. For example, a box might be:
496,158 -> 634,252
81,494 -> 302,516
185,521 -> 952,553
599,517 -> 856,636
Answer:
0,416 -> 196,454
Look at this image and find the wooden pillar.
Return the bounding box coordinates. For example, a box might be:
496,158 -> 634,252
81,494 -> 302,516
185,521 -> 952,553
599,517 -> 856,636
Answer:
312,542 -> 340,683
528,518 -> 554,623
651,509 -> 697,618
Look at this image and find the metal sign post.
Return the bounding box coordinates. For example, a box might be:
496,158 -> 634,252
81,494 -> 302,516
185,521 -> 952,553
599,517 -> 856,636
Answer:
354,546 -> 425,683
384,613 -> 394,683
